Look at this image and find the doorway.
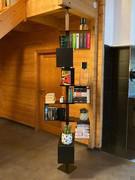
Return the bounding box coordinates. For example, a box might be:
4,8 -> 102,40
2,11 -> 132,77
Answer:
36,50 -> 62,135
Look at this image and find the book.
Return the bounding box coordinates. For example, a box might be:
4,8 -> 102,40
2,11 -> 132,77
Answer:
83,32 -> 87,48
72,33 -> 76,49
59,35 -> 68,48
61,69 -> 71,85
69,33 -> 72,48
76,33 -> 79,49
79,32 -> 83,48
86,32 -> 90,48
73,86 -> 90,103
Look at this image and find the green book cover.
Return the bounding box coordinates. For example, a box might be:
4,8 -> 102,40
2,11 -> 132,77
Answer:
72,33 -> 76,49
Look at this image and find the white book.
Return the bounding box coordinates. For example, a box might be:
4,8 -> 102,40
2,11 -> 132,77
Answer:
87,88 -> 90,103
76,33 -> 79,49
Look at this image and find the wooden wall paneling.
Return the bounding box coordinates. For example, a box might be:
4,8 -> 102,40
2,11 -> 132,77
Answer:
0,43 -> 37,126
36,51 -> 62,135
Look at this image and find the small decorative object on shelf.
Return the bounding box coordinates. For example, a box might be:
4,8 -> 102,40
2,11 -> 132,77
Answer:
83,18 -> 89,30
45,93 -> 56,104
61,67 -> 74,86
80,108 -> 89,121
59,96 -> 64,103
79,62 -> 89,86
79,18 -> 83,30
79,18 -> 88,30
61,125 -> 73,145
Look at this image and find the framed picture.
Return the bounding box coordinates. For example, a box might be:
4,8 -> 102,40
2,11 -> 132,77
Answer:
61,68 -> 74,86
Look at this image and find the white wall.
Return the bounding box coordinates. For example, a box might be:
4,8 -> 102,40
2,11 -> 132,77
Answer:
105,0 -> 134,46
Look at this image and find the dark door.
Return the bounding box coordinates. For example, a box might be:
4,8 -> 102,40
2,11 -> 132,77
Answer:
128,99 -> 135,150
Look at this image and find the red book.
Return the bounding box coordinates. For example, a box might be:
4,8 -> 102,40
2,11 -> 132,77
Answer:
86,32 -> 90,48
61,70 -> 71,85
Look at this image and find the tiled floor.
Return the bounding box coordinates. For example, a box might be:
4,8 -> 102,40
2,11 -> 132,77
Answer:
0,118 -> 135,180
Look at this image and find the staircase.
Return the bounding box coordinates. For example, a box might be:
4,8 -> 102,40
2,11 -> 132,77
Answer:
0,0 -> 26,39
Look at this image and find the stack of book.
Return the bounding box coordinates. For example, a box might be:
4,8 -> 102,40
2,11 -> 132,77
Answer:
45,93 -> 56,104
59,32 -> 90,49
70,32 -> 90,49
73,86 -> 90,103
75,122 -> 90,139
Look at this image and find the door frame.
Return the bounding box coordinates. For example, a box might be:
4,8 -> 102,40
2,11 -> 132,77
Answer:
35,49 -> 56,131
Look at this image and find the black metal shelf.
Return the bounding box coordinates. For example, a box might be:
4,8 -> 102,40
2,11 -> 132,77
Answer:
60,84 -> 90,87
44,118 -> 90,124
44,117 -> 79,122
60,30 -> 90,33
44,101 -> 89,105
77,120 -> 90,124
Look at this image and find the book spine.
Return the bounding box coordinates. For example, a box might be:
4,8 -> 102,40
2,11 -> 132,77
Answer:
68,87 -> 73,103
86,32 -> 90,48
44,105 -> 48,120
76,33 -> 79,49
87,87 -> 90,103
83,32 -> 87,48
79,33 -> 83,48
72,33 -> 76,49
69,33 -> 72,48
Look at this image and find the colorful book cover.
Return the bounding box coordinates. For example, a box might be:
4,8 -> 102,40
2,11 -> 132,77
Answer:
61,70 -> 71,85
76,33 -> 79,49
86,32 -> 90,48
72,33 -> 76,49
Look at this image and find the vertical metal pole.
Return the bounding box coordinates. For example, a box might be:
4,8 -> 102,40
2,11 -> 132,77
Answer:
66,86 -> 69,125
65,7 -> 70,31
